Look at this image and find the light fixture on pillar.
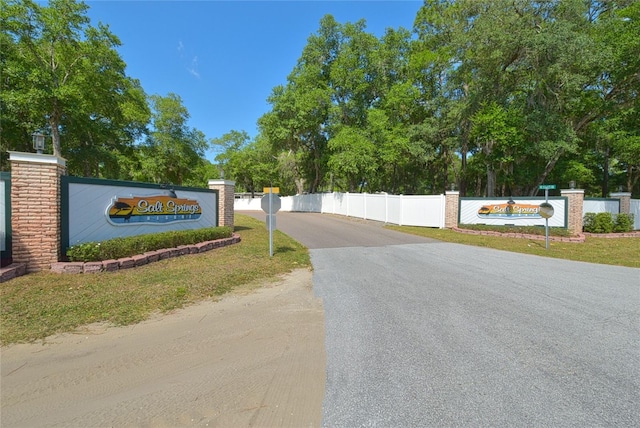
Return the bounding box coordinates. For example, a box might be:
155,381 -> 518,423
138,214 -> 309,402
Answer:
450,183 -> 455,191
569,180 -> 576,189
32,132 -> 45,154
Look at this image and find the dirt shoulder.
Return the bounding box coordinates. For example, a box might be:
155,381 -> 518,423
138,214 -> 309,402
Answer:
1,268 -> 325,427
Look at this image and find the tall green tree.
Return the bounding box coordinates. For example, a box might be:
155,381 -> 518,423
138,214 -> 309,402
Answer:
411,0 -> 619,196
216,132 -> 280,195
1,0 -> 149,170
258,23 -> 333,195
135,93 -> 209,185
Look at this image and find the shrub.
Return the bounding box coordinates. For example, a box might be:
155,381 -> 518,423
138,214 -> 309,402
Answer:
64,241 -> 102,262
66,227 -> 233,262
583,212 -> 596,232
583,212 -> 614,233
613,213 -> 634,233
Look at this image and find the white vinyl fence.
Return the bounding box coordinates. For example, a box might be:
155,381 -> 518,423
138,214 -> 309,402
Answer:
583,198 -> 619,216
1,174 -> 8,257
235,192 -> 446,228
583,197 -> 640,230
631,199 -> 640,230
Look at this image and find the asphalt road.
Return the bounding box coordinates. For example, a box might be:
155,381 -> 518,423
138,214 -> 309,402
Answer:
245,211 -> 640,427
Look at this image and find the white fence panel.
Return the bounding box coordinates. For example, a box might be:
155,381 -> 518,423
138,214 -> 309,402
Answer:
631,199 -> 640,230
288,193 -> 322,212
234,197 -> 262,211
0,176 -> 6,253
386,195 -> 402,225
365,194 -> 387,222
400,195 -> 445,227
234,191 -> 446,228
348,193 -> 366,218
321,193 -> 335,214
583,199 -> 619,216
333,193 -> 349,216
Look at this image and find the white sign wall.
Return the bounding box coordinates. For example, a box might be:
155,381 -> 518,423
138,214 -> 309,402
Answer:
66,179 -> 218,246
460,198 -> 567,227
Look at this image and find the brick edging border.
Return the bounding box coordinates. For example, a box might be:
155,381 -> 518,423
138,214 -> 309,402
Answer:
452,227 -> 640,241
50,233 -> 241,274
583,231 -> 640,238
0,263 -> 27,283
0,234 -> 241,281
451,227 -> 585,242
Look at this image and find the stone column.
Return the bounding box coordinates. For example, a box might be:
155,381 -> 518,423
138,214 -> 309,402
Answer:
208,179 -> 236,229
561,189 -> 584,236
9,151 -> 67,273
610,192 -> 631,214
445,191 -> 460,229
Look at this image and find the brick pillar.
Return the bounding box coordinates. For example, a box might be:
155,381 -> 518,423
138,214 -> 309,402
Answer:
445,191 -> 460,228
208,179 -> 235,229
610,192 -> 631,214
561,189 -> 584,236
9,151 -> 67,273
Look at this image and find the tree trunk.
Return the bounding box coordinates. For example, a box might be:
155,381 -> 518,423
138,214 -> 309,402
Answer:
460,143 -> 468,196
48,116 -> 62,157
483,139 -> 495,197
602,146 -> 610,197
486,166 -> 496,197
529,149 -> 564,196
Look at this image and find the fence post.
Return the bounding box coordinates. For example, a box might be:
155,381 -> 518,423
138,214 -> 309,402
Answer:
208,179 -> 236,229
610,192 -> 631,214
385,193 -> 388,224
346,192 -> 350,217
363,193 -> 367,220
561,188 -> 584,235
9,151 -> 67,272
445,191 -> 460,228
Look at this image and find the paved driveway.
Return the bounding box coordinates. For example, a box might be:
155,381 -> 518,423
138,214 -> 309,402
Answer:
245,211 -> 640,427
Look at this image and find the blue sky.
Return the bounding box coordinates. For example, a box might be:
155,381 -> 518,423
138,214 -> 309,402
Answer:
85,1 -> 423,162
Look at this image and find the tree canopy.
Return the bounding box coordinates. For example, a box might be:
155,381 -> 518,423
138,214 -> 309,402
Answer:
231,0 -> 640,197
2,0 -> 638,197
1,0 -> 214,186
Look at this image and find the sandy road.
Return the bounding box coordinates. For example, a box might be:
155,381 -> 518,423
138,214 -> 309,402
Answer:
1,269 -> 325,428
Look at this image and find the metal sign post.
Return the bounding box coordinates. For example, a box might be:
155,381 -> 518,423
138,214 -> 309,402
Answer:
538,184 -> 556,249
261,187 -> 281,257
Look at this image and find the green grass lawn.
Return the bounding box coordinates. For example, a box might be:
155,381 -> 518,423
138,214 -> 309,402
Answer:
2,214 -> 637,345
387,225 -> 640,268
0,214 -> 310,345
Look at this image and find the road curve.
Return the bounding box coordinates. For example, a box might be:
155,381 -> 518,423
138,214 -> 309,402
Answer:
244,211 -> 640,427
241,211 -> 438,248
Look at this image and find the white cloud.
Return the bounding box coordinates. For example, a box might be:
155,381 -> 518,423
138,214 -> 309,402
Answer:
177,41 -> 200,79
188,56 -> 200,79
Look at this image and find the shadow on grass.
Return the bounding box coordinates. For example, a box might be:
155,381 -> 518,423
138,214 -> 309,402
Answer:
233,226 -> 253,231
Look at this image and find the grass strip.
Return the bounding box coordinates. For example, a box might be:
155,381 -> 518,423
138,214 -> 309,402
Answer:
386,225 -> 640,269
0,214 -> 310,345
3,215 -> 637,345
